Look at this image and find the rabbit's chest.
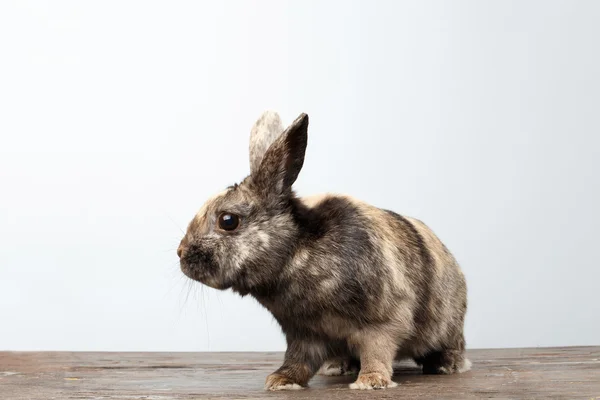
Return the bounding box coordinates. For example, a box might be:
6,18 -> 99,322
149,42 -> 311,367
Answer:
258,290 -> 365,340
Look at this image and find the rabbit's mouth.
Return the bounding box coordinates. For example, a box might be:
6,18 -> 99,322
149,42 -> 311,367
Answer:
180,261 -> 232,290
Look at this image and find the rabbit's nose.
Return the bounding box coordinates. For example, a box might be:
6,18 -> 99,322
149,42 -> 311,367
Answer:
177,245 -> 184,258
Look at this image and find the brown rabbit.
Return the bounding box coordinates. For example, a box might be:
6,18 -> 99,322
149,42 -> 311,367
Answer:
178,111 -> 469,391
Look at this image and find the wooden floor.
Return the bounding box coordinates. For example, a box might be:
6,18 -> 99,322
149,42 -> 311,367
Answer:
1,347 -> 599,399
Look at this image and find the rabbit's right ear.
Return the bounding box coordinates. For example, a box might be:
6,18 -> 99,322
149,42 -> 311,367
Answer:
250,113 -> 308,201
249,111 -> 285,176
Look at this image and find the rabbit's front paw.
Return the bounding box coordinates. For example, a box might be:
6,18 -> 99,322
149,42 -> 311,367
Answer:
264,373 -> 304,391
349,372 -> 398,390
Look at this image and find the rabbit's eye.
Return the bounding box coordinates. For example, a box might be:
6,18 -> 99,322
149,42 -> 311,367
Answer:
218,212 -> 240,231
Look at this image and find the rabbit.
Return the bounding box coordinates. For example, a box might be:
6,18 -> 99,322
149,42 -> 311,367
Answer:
178,111 -> 470,391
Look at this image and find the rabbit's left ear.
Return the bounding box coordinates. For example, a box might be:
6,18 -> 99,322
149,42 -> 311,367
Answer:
249,111 -> 285,176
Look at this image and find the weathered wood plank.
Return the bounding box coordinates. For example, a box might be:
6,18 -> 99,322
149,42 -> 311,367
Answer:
1,347 -> 599,399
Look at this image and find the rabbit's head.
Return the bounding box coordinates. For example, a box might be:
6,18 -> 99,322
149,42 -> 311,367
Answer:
178,112 -> 309,295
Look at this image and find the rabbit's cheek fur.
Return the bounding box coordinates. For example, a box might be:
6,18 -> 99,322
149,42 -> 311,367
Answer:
224,213 -> 298,295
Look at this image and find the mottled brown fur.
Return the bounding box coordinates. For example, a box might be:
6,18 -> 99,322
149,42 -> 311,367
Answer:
178,111 -> 469,391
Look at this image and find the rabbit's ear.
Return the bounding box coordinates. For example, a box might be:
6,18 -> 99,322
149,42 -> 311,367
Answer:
251,113 -> 308,199
249,111 -> 285,176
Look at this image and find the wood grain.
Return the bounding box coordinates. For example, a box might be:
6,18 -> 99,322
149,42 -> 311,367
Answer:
1,347 -> 599,399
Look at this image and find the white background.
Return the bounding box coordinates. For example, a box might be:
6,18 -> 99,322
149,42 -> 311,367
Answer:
1,1 -> 599,351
